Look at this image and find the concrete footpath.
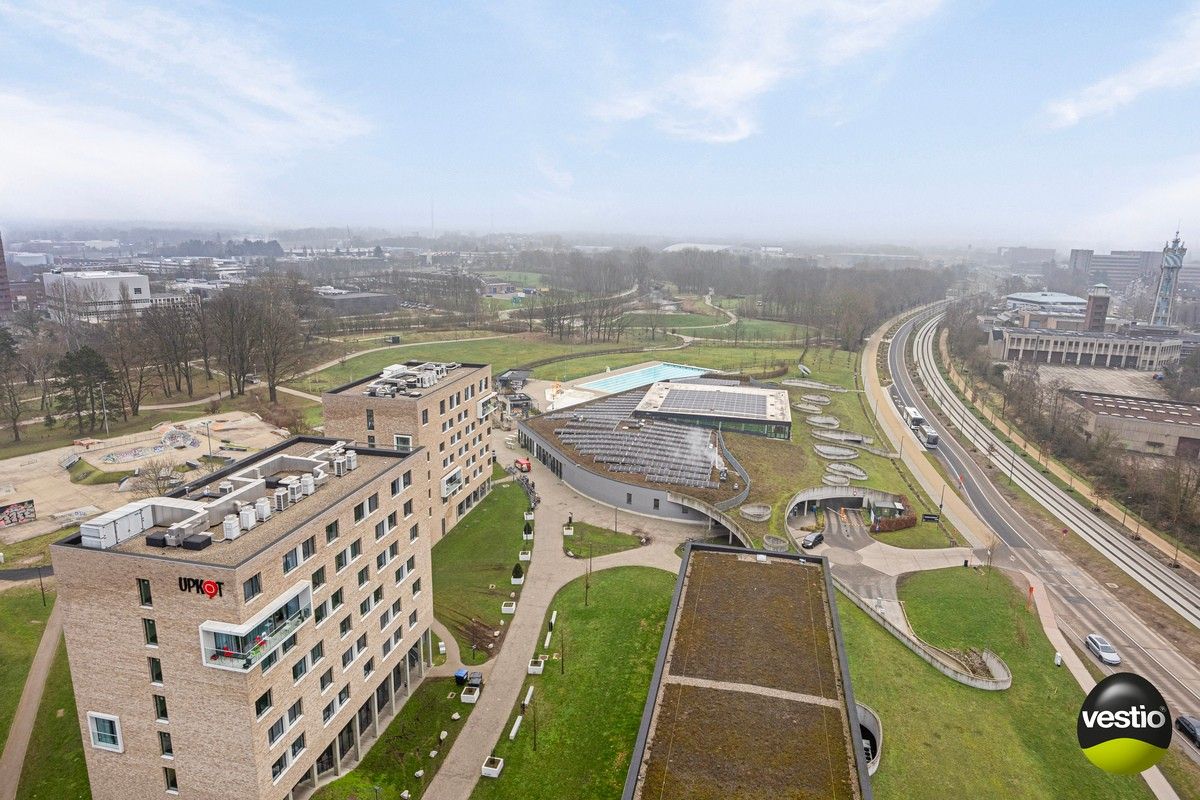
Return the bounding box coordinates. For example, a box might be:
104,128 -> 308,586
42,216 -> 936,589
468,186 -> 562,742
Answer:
0,601 -> 62,800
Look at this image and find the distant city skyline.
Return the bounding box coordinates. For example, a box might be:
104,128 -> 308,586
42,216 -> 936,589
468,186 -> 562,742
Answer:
3,1 -> 1200,249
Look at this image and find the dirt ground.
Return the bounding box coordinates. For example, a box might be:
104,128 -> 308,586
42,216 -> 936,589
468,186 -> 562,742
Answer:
0,411 -> 284,547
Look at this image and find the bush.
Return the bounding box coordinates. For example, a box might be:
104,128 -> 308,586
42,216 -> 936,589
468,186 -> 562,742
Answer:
512,563 -> 524,579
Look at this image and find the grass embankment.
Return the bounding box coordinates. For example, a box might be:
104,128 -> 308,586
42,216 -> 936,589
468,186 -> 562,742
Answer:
694,318 -> 811,342
15,637 -> 89,800
562,521 -> 644,558
841,567 -> 1152,799
478,270 -> 551,287
0,589 -> 56,755
0,526 -> 77,570
67,458 -> 132,485
471,567 -> 674,800
312,678 -> 473,800
431,484 -> 530,664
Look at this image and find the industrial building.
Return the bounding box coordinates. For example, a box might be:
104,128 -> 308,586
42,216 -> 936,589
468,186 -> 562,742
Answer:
988,327 -> 1181,370
634,380 -> 792,439
50,438 -> 435,800
322,361 -> 497,537
42,269 -> 197,323
1064,391 -> 1200,458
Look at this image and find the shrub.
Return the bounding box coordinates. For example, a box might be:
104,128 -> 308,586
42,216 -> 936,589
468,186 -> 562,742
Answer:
512,563 -> 524,580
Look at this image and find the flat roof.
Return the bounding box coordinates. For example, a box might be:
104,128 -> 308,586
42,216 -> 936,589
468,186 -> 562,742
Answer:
1006,291 -> 1086,305
57,438 -> 417,568
1066,390 -> 1200,425
327,360 -> 490,397
998,326 -> 1180,343
624,545 -> 869,800
635,381 -> 792,424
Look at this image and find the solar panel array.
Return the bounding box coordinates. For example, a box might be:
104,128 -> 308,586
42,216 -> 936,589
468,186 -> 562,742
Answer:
548,392 -> 718,489
657,387 -> 769,419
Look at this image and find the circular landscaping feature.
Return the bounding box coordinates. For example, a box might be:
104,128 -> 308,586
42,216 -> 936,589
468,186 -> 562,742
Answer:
822,473 -> 851,487
812,429 -> 873,445
791,402 -> 822,414
814,444 -> 859,461
739,503 -> 772,522
801,393 -> 831,405
828,463 -> 868,481
806,415 -> 840,429
763,534 -> 789,552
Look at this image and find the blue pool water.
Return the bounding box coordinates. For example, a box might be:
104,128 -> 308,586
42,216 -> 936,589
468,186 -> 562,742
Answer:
579,362 -> 708,394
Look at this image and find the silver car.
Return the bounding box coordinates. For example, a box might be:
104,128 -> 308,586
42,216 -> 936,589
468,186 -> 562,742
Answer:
1085,633 -> 1122,666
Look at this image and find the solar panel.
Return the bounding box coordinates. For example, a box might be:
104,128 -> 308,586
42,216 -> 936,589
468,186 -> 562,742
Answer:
657,388 -> 769,418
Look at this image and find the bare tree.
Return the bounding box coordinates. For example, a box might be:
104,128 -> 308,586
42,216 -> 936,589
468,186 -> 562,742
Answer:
129,457 -> 182,498
254,279 -> 306,403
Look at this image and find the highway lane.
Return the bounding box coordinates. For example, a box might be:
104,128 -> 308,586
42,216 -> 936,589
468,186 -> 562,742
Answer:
884,308 -> 1200,756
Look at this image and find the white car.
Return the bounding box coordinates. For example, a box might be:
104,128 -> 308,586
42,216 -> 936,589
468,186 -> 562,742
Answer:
1085,633 -> 1122,666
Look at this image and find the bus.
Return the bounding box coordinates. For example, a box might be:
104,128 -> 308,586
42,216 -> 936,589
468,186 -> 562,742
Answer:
917,424 -> 940,448
902,406 -> 925,429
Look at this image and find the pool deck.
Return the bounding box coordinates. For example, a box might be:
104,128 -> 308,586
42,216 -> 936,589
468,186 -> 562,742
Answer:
527,360 -> 707,411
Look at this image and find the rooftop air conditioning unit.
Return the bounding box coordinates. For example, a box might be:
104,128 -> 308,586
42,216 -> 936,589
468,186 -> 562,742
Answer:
301,473 -> 316,496
222,515 -> 241,540
164,532 -> 182,547
239,506 -> 257,531
273,488 -> 289,512
288,481 -> 303,502
333,457 -> 346,477
218,481 -> 234,495
255,497 -> 271,522
346,450 -> 358,470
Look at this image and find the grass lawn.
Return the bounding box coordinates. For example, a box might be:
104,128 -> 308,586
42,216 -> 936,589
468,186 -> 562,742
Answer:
621,312 -> 724,328
839,567 -> 1152,799
0,526 -> 77,570
0,588 -> 56,755
311,678 -> 472,800
478,270 -> 552,287
871,520 -> 953,549
471,567 -> 674,800
530,343 -> 816,382
15,636 -> 90,800
491,461 -> 509,480
67,458 -> 132,485
692,318 -> 811,342
292,335 -> 648,395
562,521 -> 645,558
432,484 -> 531,664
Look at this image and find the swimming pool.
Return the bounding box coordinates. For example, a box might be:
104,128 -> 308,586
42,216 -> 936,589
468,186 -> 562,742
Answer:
579,362 -> 708,394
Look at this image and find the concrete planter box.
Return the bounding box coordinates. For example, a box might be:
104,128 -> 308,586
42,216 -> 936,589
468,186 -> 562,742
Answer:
519,550 -> 532,561
524,511 -> 535,521
501,601 -> 517,614
523,532 -> 534,541
562,526 -> 574,537
528,658 -> 545,675
461,686 -> 480,704
511,575 -> 525,585
482,756 -> 504,778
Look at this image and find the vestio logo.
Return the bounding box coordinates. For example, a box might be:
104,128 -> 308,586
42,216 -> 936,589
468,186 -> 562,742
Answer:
1078,672 -> 1172,774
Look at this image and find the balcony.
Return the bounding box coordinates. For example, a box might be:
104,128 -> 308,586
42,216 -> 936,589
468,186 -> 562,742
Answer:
201,585 -> 311,672
477,392 -> 497,421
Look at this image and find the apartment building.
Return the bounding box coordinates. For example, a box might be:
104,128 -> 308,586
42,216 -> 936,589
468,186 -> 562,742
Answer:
50,438 -> 435,800
322,361 -> 497,537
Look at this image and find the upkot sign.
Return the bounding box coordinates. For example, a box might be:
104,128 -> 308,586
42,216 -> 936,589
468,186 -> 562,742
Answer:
179,577 -> 225,599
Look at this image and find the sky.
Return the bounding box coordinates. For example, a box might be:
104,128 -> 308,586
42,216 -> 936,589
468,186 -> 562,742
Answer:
2,0 -> 1200,249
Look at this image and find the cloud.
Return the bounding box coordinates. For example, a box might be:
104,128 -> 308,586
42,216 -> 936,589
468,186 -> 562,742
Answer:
593,0 -> 942,143
1045,3 -> 1200,128
534,154 -> 575,190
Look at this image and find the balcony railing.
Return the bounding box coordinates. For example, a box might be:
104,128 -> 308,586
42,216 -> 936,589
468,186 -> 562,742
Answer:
202,605 -> 311,671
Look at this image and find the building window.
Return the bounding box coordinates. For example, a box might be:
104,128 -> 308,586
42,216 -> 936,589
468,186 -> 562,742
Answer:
137,578 -> 153,607
360,597 -> 373,616
368,494 -> 379,513
403,499 -> 413,517
268,717 -> 286,746
653,498 -> 660,510
143,618 -> 158,646
164,766 -> 178,793
282,548 -> 299,574
243,573 -> 262,602
409,524 -> 419,542
392,598 -> 402,616
312,566 -> 326,590
626,492 -> 632,504
302,536 -> 317,560
282,634 -> 297,655
403,469 -> 412,488
351,539 -> 362,559
409,610 -> 418,628
261,649 -> 279,673
335,549 -> 349,572
87,713 -> 123,752
338,685 -> 351,705
407,555 -> 416,573
358,566 -> 370,587
395,434 -> 413,451
271,753 -> 288,781
354,502 -> 366,523
341,648 -> 354,669
366,409 -> 375,431
421,409 -> 429,425
439,399 -> 446,414
255,690 -> 273,718
339,616 -> 352,637
292,658 -> 307,682
320,668 -> 333,692
291,733 -> 306,759
288,700 -> 303,725
363,657 -> 375,677
153,694 -> 169,722
158,730 -> 173,758
367,435 -> 376,448
374,519 -> 388,540
325,521 -> 340,543
314,601 -> 329,625
331,589 -> 344,610
390,477 -> 401,496
323,701 -> 336,724
148,657 -> 163,684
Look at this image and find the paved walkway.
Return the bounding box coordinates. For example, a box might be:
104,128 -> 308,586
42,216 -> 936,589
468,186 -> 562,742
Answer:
663,674 -> 842,709
0,601 -> 62,800
424,434 -> 700,800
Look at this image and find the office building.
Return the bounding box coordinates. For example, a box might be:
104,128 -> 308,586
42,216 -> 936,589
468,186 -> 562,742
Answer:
1084,284 -> 1111,332
988,327 -> 1181,370
322,361 -> 497,537
1069,249 -> 1162,290
43,269 -> 197,323
50,438 -> 435,800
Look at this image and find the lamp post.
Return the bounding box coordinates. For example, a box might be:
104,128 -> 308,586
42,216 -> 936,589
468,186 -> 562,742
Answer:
938,483 -> 945,511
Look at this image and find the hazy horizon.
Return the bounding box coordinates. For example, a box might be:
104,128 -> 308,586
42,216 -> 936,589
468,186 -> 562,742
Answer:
3,1 -> 1200,250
